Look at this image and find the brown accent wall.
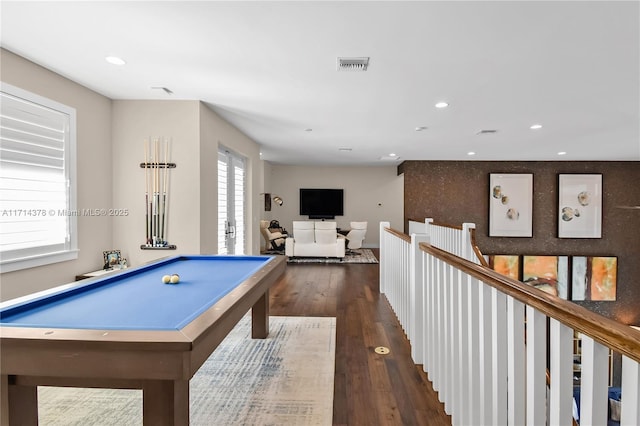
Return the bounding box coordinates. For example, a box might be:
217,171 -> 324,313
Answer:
399,161 -> 640,325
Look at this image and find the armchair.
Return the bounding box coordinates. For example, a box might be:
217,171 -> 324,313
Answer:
345,221 -> 367,254
260,220 -> 287,253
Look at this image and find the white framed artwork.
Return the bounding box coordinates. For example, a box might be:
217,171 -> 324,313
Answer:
489,173 -> 533,237
558,174 -> 602,238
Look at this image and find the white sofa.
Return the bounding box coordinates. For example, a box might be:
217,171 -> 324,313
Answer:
285,221 -> 345,258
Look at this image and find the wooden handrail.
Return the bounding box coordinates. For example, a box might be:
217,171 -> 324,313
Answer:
391,224 -> 489,267
408,218 -> 463,230
384,227 -> 411,243
418,241 -> 640,364
428,220 -> 463,230
468,227 -> 489,267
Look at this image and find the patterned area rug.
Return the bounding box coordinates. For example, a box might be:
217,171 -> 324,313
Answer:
38,316 -> 336,425
287,248 -> 378,264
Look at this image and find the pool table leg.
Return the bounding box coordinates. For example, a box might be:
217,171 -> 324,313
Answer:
251,289 -> 269,338
1,375 -> 38,426
142,379 -> 189,426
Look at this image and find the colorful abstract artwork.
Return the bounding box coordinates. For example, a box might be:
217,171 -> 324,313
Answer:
522,255 -> 569,299
489,255 -> 520,280
572,256 -> 617,301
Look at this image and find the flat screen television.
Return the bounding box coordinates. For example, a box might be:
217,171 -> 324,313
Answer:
299,188 -> 344,219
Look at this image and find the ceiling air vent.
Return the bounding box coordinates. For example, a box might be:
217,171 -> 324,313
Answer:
151,86 -> 173,95
337,57 -> 369,72
476,129 -> 498,135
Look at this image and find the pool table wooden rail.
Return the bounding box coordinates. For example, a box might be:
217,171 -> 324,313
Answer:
0,255 -> 286,426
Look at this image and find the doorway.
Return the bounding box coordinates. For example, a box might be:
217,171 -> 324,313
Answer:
218,147 -> 246,254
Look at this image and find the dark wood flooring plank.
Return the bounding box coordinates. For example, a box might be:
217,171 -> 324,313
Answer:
269,255 -> 451,426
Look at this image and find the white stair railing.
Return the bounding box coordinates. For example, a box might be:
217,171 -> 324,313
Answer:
380,221 -> 640,426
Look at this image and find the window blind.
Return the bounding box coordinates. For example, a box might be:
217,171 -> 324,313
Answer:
217,148 -> 246,255
232,158 -> 245,254
217,152 -> 229,254
0,83 -> 77,271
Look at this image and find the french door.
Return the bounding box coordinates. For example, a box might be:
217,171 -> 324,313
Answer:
217,148 -> 246,254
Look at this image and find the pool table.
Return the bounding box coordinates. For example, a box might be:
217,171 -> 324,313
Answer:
0,254 -> 286,426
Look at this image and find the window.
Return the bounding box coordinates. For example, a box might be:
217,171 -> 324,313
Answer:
0,83 -> 77,272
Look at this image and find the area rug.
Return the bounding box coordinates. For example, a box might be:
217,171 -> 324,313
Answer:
38,316 -> 336,426
287,248 -> 378,264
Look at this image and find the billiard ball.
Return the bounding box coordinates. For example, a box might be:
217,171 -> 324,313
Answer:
162,275 -> 171,284
170,274 -> 180,284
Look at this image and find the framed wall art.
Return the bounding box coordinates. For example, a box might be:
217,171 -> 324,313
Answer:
522,255 -> 569,299
264,193 -> 272,212
572,256 -> 617,301
558,174 -> 602,238
103,250 -> 121,269
488,255 -> 521,280
489,173 -> 533,237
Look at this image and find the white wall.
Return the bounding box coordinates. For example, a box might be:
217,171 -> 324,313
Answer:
199,103 -> 263,255
111,101 -> 264,264
259,161 -> 275,251
267,165 -> 404,247
0,49 -> 113,301
111,100 -> 202,267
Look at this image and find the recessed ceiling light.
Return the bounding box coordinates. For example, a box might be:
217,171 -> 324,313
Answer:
389,153 -> 397,157
558,151 -> 567,156
415,126 -> 428,131
105,56 -> 126,66
435,102 -> 449,109
530,124 -> 543,130
467,151 -> 476,156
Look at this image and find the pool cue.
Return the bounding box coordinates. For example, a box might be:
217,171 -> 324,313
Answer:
166,138 -> 171,241
147,137 -> 153,245
161,138 -> 170,244
156,138 -> 161,245
168,138 -> 172,241
151,138 -> 155,245
144,139 -> 149,245
158,138 -> 162,244
154,138 -> 159,245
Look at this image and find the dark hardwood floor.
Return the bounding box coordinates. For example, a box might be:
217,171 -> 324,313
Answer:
269,252 -> 452,426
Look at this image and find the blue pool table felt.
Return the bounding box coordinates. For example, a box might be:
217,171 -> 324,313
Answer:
0,255 -> 274,331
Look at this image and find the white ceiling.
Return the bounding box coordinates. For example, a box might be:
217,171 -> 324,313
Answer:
2,1 -> 639,166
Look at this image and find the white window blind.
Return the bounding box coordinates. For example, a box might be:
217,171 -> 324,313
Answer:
233,159 -> 245,254
217,153 -> 229,254
0,83 -> 77,272
217,148 -> 246,255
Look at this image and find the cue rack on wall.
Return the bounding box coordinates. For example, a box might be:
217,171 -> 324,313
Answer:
140,137 -> 177,250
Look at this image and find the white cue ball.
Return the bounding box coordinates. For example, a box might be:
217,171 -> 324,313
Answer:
170,274 -> 180,284
162,275 -> 171,284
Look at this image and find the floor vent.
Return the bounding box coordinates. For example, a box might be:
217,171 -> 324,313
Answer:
337,57 -> 369,71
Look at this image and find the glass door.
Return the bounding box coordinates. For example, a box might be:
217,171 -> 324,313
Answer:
217,148 -> 246,254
